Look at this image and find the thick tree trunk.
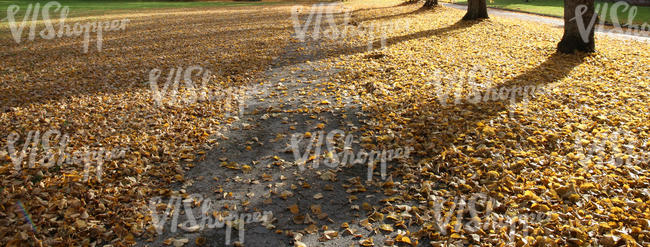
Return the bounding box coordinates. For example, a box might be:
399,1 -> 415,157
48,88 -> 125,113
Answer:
462,0 -> 489,20
557,0 -> 596,53
423,0 -> 438,8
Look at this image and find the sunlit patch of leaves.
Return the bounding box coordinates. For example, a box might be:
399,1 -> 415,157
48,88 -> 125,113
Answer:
322,3 -> 650,246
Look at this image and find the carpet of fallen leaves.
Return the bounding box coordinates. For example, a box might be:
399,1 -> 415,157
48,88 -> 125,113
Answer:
0,5 -> 295,246
1,0 -> 649,246
321,2 -> 650,246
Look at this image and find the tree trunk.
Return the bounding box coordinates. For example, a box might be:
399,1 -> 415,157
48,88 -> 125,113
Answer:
462,0 -> 489,20
423,0 -> 438,8
557,0 -> 596,53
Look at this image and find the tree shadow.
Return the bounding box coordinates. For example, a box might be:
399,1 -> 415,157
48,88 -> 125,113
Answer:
355,6 -> 432,23
351,4 -> 408,13
140,78 -> 398,245
409,51 -> 590,168
385,19 -> 479,45
279,19 -> 480,68
495,52 -> 588,92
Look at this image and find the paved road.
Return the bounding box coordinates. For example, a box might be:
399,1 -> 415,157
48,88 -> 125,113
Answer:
442,2 -> 650,42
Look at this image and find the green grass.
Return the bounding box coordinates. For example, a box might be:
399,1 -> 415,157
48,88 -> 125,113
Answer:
450,0 -> 650,25
0,0 -> 283,20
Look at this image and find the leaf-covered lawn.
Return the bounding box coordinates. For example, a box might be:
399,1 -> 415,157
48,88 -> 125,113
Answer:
0,5 -> 295,246
326,3 -> 650,245
1,0 -> 649,246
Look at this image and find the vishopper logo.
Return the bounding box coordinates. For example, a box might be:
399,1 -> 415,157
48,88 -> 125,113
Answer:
149,194 -> 274,245
3,1 -> 130,53
429,192 -> 549,243
428,66 -> 548,114
572,1 -> 650,42
290,129 -> 413,181
573,128 -> 649,170
5,129 -> 126,182
291,3 -> 408,51
147,66 -> 247,118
